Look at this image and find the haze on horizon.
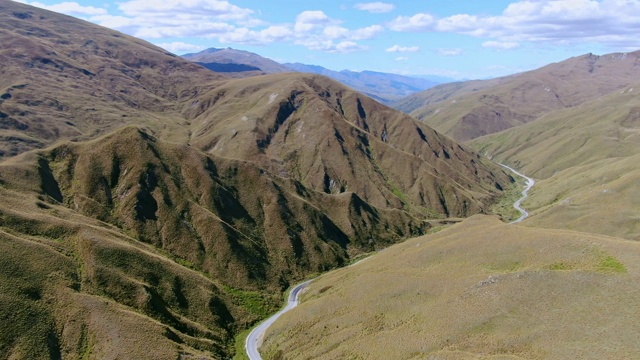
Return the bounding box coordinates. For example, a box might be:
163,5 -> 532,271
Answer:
11,0 -> 640,79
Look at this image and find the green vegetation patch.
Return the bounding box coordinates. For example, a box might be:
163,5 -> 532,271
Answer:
232,328 -> 251,360
546,248 -> 626,273
548,261 -> 573,271
489,178 -> 526,222
488,260 -> 522,273
598,255 -> 626,273
224,286 -> 277,319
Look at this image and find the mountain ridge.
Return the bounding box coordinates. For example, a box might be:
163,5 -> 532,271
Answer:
397,51 -> 640,141
178,46 -> 444,104
284,62 -> 439,104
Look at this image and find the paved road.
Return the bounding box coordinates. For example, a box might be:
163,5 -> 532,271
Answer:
500,164 -> 535,224
245,280 -> 312,360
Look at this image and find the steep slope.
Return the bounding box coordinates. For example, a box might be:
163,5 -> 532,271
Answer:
471,84 -> 640,240
0,1 -> 510,223
0,165 -> 266,359
0,2 -> 515,357
285,63 -> 439,104
0,126 -> 430,358
263,215 -> 640,359
184,73 -> 511,219
0,0 -> 225,159
398,51 -> 640,141
182,47 -> 292,78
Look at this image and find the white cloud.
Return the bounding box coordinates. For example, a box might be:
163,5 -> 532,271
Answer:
333,41 -> 367,53
156,41 -> 206,54
388,13 -> 435,31
386,45 -> 419,53
395,56 -> 409,61
435,14 -> 482,33
296,10 -> 331,25
323,25 -> 350,39
389,0 -> 640,48
134,22 -> 236,39
290,11 -> 379,53
438,48 -> 463,56
218,25 -> 292,44
482,41 -> 519,49
294,10 -> 334,33
354,2 -> 395,13
21,0 -> 383,54
351,25 -> 384,40
118,0 -> 253,21
20,1 -> 107,15
296,39 -> 366,53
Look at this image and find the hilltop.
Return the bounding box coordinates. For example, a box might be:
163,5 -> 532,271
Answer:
182,47 -> 292,78
179,46 -> 442,104
396,51 -> 640,141
285,63 -> 439,104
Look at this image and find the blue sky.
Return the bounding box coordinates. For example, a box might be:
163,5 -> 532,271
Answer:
13,0 -> 640,79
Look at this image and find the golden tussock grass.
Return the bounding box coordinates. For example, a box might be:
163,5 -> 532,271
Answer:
263,215 -> 640,359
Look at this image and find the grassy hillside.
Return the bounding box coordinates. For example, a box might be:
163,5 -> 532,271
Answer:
184,73 -> 512,219
0,2 -> 520,358
396,51 -> 640,141
471,84 -> 640,240
521,155 -> 640,241
0,182 -> 257,358
263,215 -> 640,359
0,0 -> 226,159
0,126 -> 433,358
472,84 -> 640,179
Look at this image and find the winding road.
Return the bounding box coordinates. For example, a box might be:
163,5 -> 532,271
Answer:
245,280 -> 312,360
245,166 -> 533,358
500,164 -> 535,224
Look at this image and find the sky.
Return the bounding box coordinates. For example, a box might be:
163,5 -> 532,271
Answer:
12,0 -> 640,80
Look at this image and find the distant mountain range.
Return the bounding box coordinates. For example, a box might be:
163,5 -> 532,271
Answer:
388,47 -> 640,241
182,48 -> 446,104
182,47 -> 291,77
284,63 -> 440,104
395,51 -> 640,141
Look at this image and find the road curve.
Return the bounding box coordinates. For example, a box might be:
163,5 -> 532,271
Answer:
500,164 -> 535,224
245,280 -> 312,360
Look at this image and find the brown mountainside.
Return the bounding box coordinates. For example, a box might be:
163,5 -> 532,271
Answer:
184,73 -> 510,219
470,83 -> 640,240
0,1 -> 510,220
0,1 -> 512,358
0,0 -> 225,158
396,51 -> 640,141
0,125 -> 432,358
264,215 -> 640,359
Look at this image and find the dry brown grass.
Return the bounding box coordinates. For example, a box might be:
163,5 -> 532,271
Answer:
183,72 -> 513,219
263,215 -> 640,359
471,83 -> 640,241
0,1 -> 511,220
397,52 -> 640,141
520,155 -> 640,241
0,186 -> 238,359
0,0 -> 225,159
